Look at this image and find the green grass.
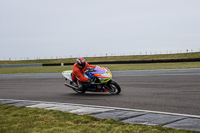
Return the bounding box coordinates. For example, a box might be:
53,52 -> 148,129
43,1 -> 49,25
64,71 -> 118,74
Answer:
0,104 -> 198,133
1,52 -> 200,64
1,52 -> 200,74
0,62 -> 200,74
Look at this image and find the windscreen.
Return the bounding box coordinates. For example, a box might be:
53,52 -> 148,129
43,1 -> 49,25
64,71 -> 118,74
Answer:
91,66 -> 105,74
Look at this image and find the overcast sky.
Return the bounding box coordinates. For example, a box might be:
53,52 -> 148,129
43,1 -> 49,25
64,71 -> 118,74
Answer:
0,0 -> 200,60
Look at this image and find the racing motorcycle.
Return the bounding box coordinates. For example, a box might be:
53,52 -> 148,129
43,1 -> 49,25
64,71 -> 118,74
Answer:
62,66 -> 121,94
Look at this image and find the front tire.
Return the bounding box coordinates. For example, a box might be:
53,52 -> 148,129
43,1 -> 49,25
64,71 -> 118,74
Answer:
106,80 -> 121,94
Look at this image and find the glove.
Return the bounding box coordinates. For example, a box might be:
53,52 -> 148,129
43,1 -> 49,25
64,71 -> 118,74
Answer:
85,70 -> 89,75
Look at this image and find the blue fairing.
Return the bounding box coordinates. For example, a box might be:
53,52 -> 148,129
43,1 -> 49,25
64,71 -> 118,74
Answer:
71,73 -> 74,81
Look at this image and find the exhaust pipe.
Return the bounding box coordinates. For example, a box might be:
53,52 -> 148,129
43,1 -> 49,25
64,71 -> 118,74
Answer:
64,83 -> 78,90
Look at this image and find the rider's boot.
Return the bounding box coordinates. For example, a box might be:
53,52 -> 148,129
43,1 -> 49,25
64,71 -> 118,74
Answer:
70,81 -> 78,87
78,83 -> 85,91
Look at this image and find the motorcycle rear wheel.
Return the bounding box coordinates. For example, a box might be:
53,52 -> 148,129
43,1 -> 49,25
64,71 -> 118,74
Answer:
106,80 -> 121,94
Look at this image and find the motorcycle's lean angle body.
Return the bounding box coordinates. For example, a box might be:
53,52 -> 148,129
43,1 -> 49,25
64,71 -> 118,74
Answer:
62,66 -> 121,94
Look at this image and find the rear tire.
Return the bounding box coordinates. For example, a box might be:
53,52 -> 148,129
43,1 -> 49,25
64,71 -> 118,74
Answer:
106,80 -> 121,94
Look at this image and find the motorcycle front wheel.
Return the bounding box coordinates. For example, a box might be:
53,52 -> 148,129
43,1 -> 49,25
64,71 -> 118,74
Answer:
105,80 -> 121,94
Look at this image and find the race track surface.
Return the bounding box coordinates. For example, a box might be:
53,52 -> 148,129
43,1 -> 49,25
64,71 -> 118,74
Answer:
0,68 -> 200,115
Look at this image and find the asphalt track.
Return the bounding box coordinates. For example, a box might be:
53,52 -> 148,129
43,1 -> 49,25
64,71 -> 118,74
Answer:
0,68 -> 200,116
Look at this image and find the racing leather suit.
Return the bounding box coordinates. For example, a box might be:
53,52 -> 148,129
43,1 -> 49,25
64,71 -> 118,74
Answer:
72,62 -> 95,84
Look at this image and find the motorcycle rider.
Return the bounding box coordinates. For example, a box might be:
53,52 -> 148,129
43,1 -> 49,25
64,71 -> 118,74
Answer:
72,57 -> 96,91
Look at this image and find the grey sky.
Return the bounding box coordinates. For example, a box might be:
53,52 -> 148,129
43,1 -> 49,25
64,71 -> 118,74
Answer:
0,0 -> 200,60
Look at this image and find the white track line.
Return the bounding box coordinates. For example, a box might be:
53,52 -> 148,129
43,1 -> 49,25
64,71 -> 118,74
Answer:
1,98 -> 200,119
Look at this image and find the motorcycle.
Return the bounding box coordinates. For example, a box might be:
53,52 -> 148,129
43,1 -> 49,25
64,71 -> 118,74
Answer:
62,66 -> 121,94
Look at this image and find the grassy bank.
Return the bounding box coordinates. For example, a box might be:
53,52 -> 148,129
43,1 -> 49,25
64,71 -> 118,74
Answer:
1,52 -> 200,64
0,104 -> 197,133
0,62 -> 200,74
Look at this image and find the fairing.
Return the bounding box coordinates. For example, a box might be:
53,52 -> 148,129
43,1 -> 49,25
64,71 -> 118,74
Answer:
90,66 -> 112,84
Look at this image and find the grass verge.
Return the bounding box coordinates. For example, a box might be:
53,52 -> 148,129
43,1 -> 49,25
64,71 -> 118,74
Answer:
0,62 -> 200,74
0,104 -> 197,133
1,52 -> 200,64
